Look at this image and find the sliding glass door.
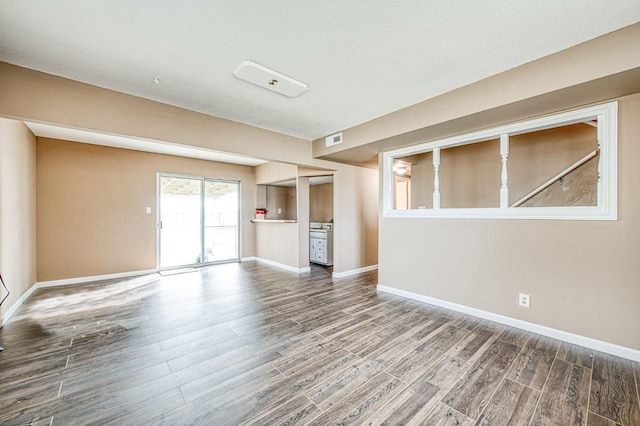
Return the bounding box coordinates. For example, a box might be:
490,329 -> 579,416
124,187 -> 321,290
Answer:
159,176 -> 202,269
158,174 -> 240,269
204,180 -> 240,262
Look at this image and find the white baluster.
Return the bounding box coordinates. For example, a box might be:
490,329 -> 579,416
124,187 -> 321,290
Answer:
500,134 -> 509,208
433,148 -> 441,209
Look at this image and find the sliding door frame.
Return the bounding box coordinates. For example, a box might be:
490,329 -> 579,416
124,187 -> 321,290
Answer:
203,177 -> 242,265
156,172 -> 242,270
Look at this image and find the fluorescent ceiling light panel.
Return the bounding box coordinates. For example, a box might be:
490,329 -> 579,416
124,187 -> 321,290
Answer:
233,61 -> 308,98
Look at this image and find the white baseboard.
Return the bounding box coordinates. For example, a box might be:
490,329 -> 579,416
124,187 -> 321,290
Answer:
377,284 -> 640,362
332,264 -> 378,279
1,281 -> 39,327
253,257 -> 311,274
1,269 -> 158,327
241,256 -> 257,262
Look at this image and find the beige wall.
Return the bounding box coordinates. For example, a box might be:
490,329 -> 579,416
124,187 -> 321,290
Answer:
524,157 -> 598,207
0,119 -> 37,323
407,152 -> 431,209
37,138 -> 256,281
510,124 -> 597,206
0,61 -> 379,279
296,177 -> 310,268
407,124 -> 598,209
335,167 -> 379,271
299,167 -> 333,177
310,183 -> 333,223
440,139 -> 501,208
379,93 -> 640,351
265,186 -> 297,220
255,162 -> 298,184
0,63 -> 311,165
255,222 -> 299,269
313,23 -> 640,165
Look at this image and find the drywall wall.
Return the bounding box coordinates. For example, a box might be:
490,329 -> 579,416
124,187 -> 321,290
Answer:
298,167 -> 333,177
378,93 -> 640,351
0,63 -> 378,277
296,177 -> 310,268
313,22 -> 640,164
440,139 -> 501,208
0,63 -> 311,165
523,157 -> 598,207
310,183 -> 333,223
409,152 -> 434,209
255,177 -> 309,270
254,222 -> 299,269
334,167 -> 379,272
510,124 -> 598,206
37,138 -> 256,281
255,162 -> 298,184
265,186 -> 297,220
405,124 -> 598,209
0,119 -> 37,323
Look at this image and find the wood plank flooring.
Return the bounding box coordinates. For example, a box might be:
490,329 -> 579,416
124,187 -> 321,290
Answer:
1,262 -> 639,425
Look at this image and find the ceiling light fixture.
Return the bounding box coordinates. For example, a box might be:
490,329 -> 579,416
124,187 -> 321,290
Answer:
233,60 -> 308,98
153,77 -> 160,84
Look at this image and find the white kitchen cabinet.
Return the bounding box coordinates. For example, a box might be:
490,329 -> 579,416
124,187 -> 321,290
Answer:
310,230 -> 333,266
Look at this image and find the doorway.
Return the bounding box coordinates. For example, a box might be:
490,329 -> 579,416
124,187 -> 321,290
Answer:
158,174 -> 240,269
394,176 -> 411,210
309,175 -> 334,267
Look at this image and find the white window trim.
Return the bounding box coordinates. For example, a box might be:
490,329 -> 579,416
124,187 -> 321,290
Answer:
382,102 -> 618,220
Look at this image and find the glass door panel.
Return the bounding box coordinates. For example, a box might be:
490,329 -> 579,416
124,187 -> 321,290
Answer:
159,176 -> 203,269
204,180 -> 240,262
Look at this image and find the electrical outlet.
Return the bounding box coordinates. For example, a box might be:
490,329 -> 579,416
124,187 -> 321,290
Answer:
519,293 -> 530,308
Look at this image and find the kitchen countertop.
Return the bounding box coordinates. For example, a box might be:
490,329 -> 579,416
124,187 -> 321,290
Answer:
251,219 -> 298,223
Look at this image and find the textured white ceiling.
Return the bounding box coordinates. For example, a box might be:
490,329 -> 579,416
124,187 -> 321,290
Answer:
1,1 -> 639,142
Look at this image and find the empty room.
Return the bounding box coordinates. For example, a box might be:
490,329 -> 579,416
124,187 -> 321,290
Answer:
1,2 -> 639,425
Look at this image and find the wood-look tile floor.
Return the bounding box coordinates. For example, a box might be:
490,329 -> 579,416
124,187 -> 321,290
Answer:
1,262 -> 639,426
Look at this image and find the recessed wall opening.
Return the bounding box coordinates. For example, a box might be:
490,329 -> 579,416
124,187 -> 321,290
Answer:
309,175 -> 334,267
383,102 -> 617,220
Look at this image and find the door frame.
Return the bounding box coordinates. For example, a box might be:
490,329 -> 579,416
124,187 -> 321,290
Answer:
156,172 -> 242,270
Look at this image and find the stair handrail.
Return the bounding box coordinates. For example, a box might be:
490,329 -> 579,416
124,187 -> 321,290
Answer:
510,149 -> 599,207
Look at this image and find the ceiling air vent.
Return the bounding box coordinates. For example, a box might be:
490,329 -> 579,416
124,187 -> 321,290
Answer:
233,61 -> 308,98
325,133 -> 342,147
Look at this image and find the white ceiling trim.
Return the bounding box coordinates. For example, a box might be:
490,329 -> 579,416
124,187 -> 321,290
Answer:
25,122 -> 266,167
